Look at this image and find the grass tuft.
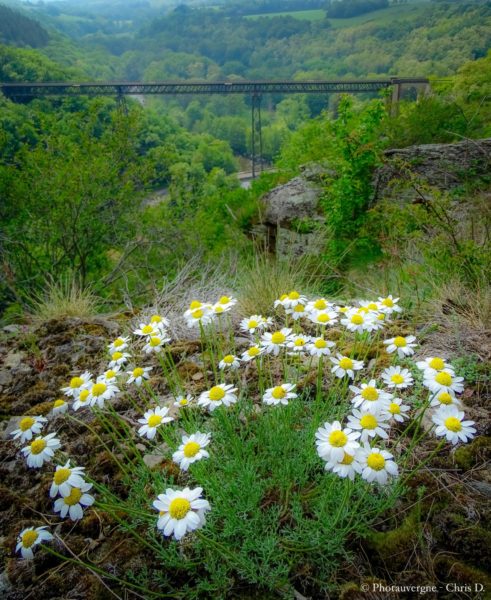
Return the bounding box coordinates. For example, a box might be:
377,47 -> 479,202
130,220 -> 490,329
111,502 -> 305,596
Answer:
28,278 -> 100,324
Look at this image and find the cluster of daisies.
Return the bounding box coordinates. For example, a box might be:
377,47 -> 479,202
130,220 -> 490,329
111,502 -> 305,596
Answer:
12,292 -> 477,559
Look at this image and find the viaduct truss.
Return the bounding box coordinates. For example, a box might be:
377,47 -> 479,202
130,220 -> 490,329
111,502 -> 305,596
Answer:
0,77 -> 429,177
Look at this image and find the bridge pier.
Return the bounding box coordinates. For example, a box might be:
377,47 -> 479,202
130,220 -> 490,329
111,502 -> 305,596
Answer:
251,92 -> 263,179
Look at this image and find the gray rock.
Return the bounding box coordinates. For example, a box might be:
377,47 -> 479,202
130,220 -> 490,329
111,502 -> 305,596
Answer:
0,369 -> 13,387
2,324 -> 20,334
143,454 -> 164,469
1,416 -> 22,440
4,351 -> 25,369
262,176 -> 323,226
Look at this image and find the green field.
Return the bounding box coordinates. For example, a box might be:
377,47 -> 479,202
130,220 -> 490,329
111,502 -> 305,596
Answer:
245,1 -> 430,27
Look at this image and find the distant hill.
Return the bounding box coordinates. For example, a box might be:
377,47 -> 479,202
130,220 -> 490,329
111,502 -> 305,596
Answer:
0,4 -> 49,48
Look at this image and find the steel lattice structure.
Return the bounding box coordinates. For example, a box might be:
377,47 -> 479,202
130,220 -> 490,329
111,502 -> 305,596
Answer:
0,77 -> 429,176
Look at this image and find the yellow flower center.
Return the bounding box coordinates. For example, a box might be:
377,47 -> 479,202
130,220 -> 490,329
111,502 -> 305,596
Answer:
377,313 -> 385,321
133,367 -> 144,378
150,315 -> 162,323
367,303 -> 378,310
142,325 -> 154,334
189,300 -> 202,310
294,338 -> 305,347
70,376 -> 84,389
179,398 -> 188,406
391,374 -> 405,385
79,389 -> 90,403
394,336 -> 407,347
112,352 -> 123,360
444,416 -> 462,432
106,370 -> 116,379
183,441 -> 201,458
360,415 -> 377,430
192,309 -> 204,319
21,530 -> 38,548
113,338 -> 124,347
215,306 -> 224,314
329,430 -> 348,447
437,392 -> 453,405
64,487 -> 83,506
92,383 -> 107,397
148,414 -> 163,427
351,314 -> 364,325
19,417 -> 35,431
54,399 -> 66,408
149,337 -> 161,347
339,357 -> 353,370
313,299 -> 327,310
271,386 -> 286,399
389,403 -> 401,414
341,453 -> 354,465
223,355 -> 235,364
435,372 -> 452,386
30,439 -> 47,454
361,387 -> 378,401
339,306 -> 349,313
248,346 -> 260,357
288,291 -> 300,300
382,298 -> 394,307
314,339 -> 327,349
219,296 -> 230,304
209,386 -> 225,401
429,357 -> 445,370
271,332 -> 286,344
294,304 -> 305,313
248,320 -> 258,328
367,452 -> 385,471
317,313 -> 330,323
358,307 -> 369,314
54,467 -> 71,485
279,294 -> 288,301
169,498 -> 191,520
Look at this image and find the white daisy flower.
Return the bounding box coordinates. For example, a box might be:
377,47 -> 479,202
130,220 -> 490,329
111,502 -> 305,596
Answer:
53,481 -> 94,520
429,390 -> 461,408
359,300 -> 382,314
282,290 -> 307,309
10,415 -> 47,443
308,337 -> 336,357
88,380 -> 119,408
149,314 -> 170,330
172,432 -> 211,471
323,451 -> 363,481
309,310 -> 338,327
21,433 -> 61,468
185,306 -> 214,328
218,354 -> 240,370
126,366 -> 152,387
273,293 -> 289,309
263,383 -> 297,406
174,394 -> 194,408
306,298 -> 332,313
61,372 -> 92,398
347,409 -> 390,443
285,302 -> 309,320
52,399 -> 69,415
240,315 -> 269,334
349,380 -> 392,411
380,397 -> 411,423
108,336 -> 130,354
260,328 -> 292,356
16,526 -> 53,560
99,367 -> 120,384
381,366 -> 414,389
134,323 -> 160,338
215,295 -> 237,310
432,406 -> 476,445
416,356 -> 454,374
108,351 -> 131,368
315,421 -> 360,462
383,335 -> 417,358
241,345 -> 264,362
330,354 -> 364,379
287,335 -> 310,354
423,369 -> 464,395
197,384 -> 238,412
154,487 -> 211,541
72,389 -> 91,411
341,310 -> 378,334
50,460 -> 86,498
359,444 -> 399,485
143,335 -> 171,354
138,406 -> 174,440
378,295 -> 402,315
